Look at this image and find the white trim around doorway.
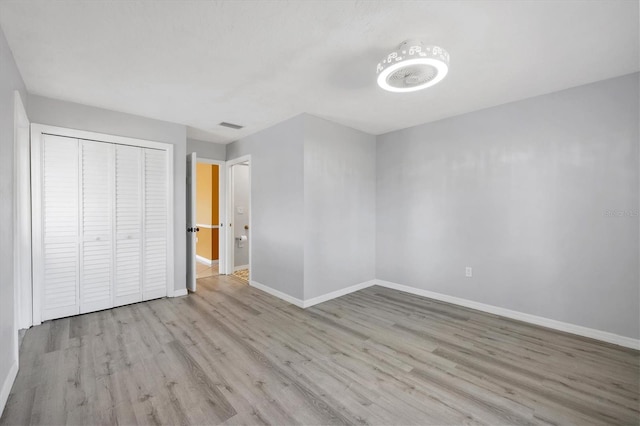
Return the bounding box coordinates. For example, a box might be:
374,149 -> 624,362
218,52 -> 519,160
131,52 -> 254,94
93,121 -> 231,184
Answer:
226,155 -> 251,282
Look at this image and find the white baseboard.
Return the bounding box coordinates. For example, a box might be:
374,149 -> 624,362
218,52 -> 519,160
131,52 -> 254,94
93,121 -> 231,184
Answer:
244,275 -> 639,350
196,255 -> 219,266
0,361 -> 18,417
250,280 -> 305,308
375,280 -> 640,350
303,280 -> 376,308
172,289 -> 188,297
234,264 -> 249,272
249,279 -> 376,309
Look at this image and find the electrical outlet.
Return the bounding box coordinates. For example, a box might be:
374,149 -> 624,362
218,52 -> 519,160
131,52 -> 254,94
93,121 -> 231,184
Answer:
465,267 -> 472,277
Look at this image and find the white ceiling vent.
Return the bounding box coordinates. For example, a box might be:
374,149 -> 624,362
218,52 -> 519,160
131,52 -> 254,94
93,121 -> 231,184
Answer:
219,121 -> 244,129
376,40 -> 450,93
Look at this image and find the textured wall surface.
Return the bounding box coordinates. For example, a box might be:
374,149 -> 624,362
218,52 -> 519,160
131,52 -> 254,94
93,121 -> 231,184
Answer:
227,114 -> 377,301
304,115 -> 376,299
187,138 -> 226,161
377,73 -> 639,339
227,116 -> 305,298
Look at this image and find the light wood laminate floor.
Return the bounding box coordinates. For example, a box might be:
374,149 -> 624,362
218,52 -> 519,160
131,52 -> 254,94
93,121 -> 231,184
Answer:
196,262 -> 218,279
2,274 -> 639,425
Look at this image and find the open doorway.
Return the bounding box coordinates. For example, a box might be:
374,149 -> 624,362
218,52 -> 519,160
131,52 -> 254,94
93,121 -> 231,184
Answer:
227,157 -> 251,283
195,160 -> 223,279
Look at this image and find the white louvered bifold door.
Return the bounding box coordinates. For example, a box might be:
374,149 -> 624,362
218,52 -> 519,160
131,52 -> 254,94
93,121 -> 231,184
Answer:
41,135 -> 80,321
115,145 -> 143,306
142,149 -> 168,300
80,141 -> 114,313
34,128 -> 173,323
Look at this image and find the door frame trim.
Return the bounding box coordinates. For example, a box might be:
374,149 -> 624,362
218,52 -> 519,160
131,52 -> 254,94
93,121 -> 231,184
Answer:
186,152 -> 197,292
13,91 -> 29,361
30,124 -> 175,325
226,155 -> 251,282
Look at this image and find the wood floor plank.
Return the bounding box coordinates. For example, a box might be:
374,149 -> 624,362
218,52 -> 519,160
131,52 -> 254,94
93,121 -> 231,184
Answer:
1,280 -> 638,426
167,340 -> 237,423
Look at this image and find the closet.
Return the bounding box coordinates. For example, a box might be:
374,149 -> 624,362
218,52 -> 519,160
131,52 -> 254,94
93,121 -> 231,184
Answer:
32,126 -> 173,323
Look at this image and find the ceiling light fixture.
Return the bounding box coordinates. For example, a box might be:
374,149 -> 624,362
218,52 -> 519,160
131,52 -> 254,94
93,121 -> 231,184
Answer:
376,39 -> 450,93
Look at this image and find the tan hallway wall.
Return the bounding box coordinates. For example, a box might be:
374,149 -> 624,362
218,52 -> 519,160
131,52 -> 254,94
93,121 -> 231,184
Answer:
196,163 -> 219,260
195,163 -> 220,260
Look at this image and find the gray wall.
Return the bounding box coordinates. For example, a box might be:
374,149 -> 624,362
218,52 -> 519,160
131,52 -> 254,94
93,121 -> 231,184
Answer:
227,114 -> 377,301
227,115 -> 305,299
0,25 -> 27,412
187,138 -> 226,161
232,164 -> 250,268
304,115 -> 376,299
28,95 -> 188,293
377,73 -> 640,339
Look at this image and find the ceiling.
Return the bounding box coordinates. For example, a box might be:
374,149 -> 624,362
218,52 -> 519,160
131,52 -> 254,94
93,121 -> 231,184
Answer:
0,1 -> 638,144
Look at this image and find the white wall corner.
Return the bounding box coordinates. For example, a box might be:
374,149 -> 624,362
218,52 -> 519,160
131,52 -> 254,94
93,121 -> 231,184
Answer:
302,280 -> 377,308
374,279 -> 640,350
250,281 -> 305,308
172,289 -> 188,297
0,360 -> 18,418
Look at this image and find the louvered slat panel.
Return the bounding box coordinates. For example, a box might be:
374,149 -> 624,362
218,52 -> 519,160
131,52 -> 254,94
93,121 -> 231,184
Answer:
42,135 -> 79,319
81,240 -> 112,308
80,141 -> 113,312
116,240 -> 140,294
143,149 -> 167,300
115,145 -> 142,305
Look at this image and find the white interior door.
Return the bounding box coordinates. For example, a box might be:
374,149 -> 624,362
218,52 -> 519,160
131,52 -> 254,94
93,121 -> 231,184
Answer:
80,140 -> 113,313
32,124 -> 175,324
143,149 -> 169,300
39,135 -> 80,321
186,152 -> 197,292
114,145 -> 143,306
